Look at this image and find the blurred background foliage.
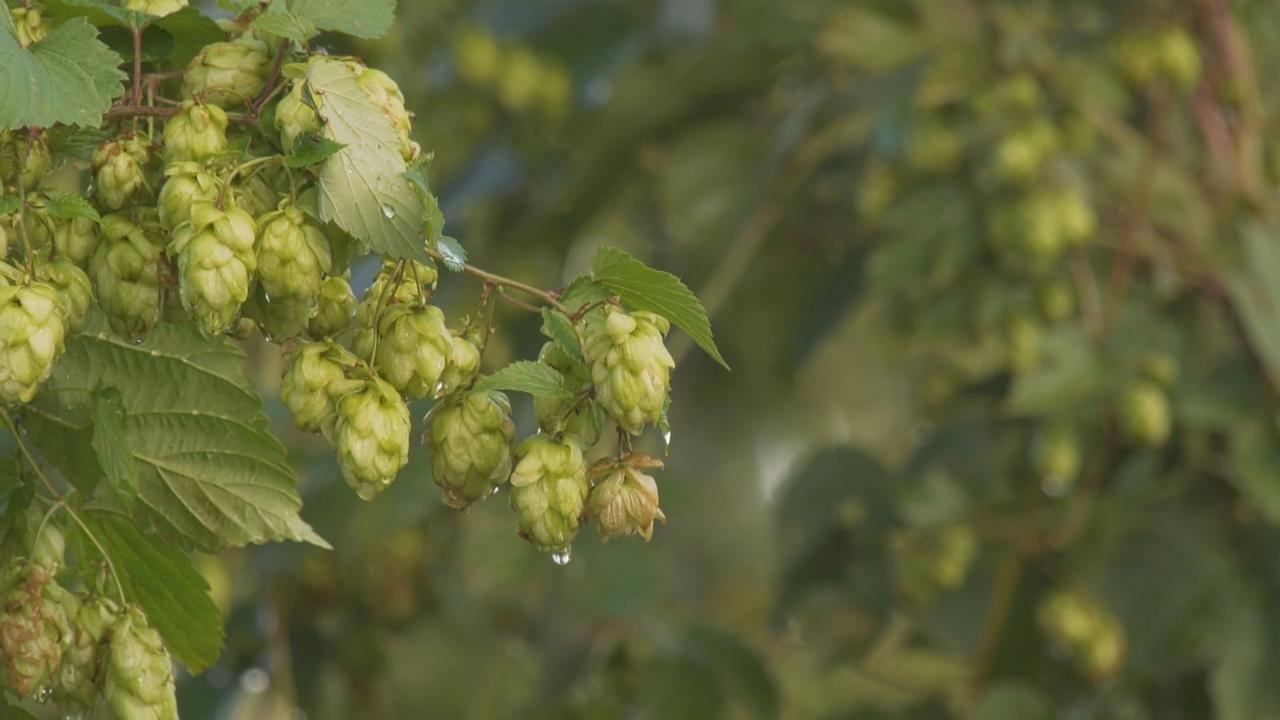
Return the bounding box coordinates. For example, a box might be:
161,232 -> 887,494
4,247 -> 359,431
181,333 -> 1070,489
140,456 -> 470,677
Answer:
184,0 -> 1280,717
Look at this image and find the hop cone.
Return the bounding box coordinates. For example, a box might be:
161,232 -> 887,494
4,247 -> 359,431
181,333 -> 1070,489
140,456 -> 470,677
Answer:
182,38 -> 271,108
13,193 -> 53,251
90,214 -> 165,338
36,258 -> 93,334
584,309 -> 674,435
429,391 -> 515,509
157,161 -> 220,229
276,82 -> 320,152
586,463 -> 665,542
234,171 -> 278,220
333,374 -> 411,500
509,435 -> 588,554
9,7 -> 46,48
122,0 -> 186,16
308,275 -> 356,337
92,139 -> 147,210
52,217 -> 100,267
55,595 -> 120,712
1119,380 -> 1172,447
169,201 -> 257,335
0,282 -> 66,404
162,102 -> 228,163
354,65 -> 420,161
0,133 -> 50,190
439,332 -> 481,397
534,341 -> 604,446
280,340 -> 357,433
254,201 -> 331,339
104,606 -> 178,720
0,564 -> 71,699
354,260 -> 438,328
355,304 -> 451,399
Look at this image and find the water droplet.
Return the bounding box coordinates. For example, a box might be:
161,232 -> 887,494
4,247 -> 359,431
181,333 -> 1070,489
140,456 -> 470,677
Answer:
663,429 -> 672,446
551,548 -> 572,566
381,205 -> 396,219
489,486 -> 500,496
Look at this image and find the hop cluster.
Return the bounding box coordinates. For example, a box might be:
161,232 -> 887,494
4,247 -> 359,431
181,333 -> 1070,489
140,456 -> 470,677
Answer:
584,308 -> 674,435
0,281 -> 66,404
534,341 -> 603,446
252,202 -> 331,339
355,304 -> 451,399
429,391 -> 515,509
280,340 -> 357,433
90,214 -> 166,338
1039,589 -> 1126,678
104,607 -> 178,720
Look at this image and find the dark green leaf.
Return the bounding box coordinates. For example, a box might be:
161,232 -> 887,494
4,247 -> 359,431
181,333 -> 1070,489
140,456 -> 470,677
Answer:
0,196 -> 20,215
473,361 -> 571,399
43,192 -> 100,222
252,0 -> 318,43
0,17 -> 127,130
91,387 -> 138,511
283,135 -> 346,168
540,308 -> 584,364
287,0 -> 396,39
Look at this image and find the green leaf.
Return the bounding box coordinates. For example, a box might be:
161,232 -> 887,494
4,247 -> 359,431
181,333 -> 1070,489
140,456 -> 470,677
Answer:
25,324 -> 329,551
149,8 -> 226,68
591,246 -> 728,370
252,0 -> 319,43
41,0 -> 139,27
306,56 -> 428,264
0,696 -> 39,719
559,276 -> 611,311
82,514 -> 224,673
473,361 -> 572,399
283,135 -> 346,168
91,387 -> 139,511
437,236 -> 466,273
0,17 -> 127,130
0,196 -> 20,216
541,308 -> 585,364
287,0 -> 396,39
43,192 -> 101,222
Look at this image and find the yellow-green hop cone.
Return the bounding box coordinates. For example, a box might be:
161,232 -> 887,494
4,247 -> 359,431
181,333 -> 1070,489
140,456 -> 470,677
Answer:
0,282 -> 66,404
1119,380 -> 1172,447
280,340 -> 357,433
90,214 -> 165,338
429,391 -> 515,509
356,304 -> 451,399
122,0 -> 187,17
0,564 -> 71,699
254,202 -> 331,338
169,201 -> 257,335
533,341 -> 604,446
308,275 -> 355,337
275,81 -> 320,152
10,7 -> 46,48
509,435 -> 588,554
55,595 -> 120,712
92,139 -> 147,210
355,65 -> 419,161
586,462 -> 665,542
157,161 -> 220,229
104,606 -> 178,720
354,260 -> 438,328
333,374 -> 411,500
234,171 -> 278,220
1038,589 -> 1126,679
438,332 -> 481,397
1033,423 -> 1081,496
0,133 -> 50,190
10,193 -> 54,251
182,38 -> 271,108
162,102 -> 228,163
36,258 -> 93,334
52,217 -> 100,267
584,309 -> 674,435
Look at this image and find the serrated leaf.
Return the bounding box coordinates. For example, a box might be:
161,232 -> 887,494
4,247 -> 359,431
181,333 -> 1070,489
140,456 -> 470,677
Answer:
541,308 -> 584,364
591,246 -> 728,370
41,0 -> 139,26
283,135 -> 345,168
306,56 -> 428,264
253,0 -> 319,43
438,236 -> 466,272
0,196 -> 20,216
150,8 -> 226,68
560,276 -> 611,311
91,387 -> 138,511
24,324 -> 328,551
473,361 -> 572,399
82,514 -> 224,673
44,192 -> 100,222
287,0 -> 396,39
0,17 -> 127,130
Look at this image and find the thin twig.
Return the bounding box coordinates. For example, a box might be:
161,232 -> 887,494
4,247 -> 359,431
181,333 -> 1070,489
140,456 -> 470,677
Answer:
425,248 -> 570,314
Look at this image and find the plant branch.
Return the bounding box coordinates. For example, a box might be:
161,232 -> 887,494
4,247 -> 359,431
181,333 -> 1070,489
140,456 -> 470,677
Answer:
250,39 -> 291,118
130,25 -> 144,107
425,248 -> 570,314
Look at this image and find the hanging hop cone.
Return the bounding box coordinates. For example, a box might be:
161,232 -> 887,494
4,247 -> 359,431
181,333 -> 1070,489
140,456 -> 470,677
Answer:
0,133 -> 50,190
332,373 -> 411,500
122,0 -> 186,17
509,435 -> 589,554
36,258 -> 93,334
92,137 -> 151,211
90,214 -> 166,338
308,275 -> 356,338
353,64 -> 421,162
354,304 -> 451,399
157,161 -> 220,230
163,102 -> 228,163
253,201 -> 331,339
354,260 -> 438,329
104,606 -> 178,720
275,81 -> 321,153
584,308 -> 674,435
169,201 -> 257,335
0,281 -> 66,404
533,341 -> 604,447
0,563 -> 71,699
280,340 -> 357,434
586,457 -> 666,542
55,594 -> 120,712
429,391 -> 515,509
182,38 -> 271,108
52,217 -> 100,267
438,331 -> 481,397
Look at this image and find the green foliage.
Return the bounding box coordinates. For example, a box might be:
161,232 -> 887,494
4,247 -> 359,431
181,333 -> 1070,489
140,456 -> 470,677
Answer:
473,360 -> 571,399
0,16 -> 125,130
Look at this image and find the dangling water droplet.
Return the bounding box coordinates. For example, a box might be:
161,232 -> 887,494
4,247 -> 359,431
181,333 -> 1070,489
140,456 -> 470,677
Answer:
381,204 -> 396,219
356,484 -> 378,501
489,486 -> 500,497
550,548 -> 571,566
132,337 -> 144,345
663,429 -> 672,446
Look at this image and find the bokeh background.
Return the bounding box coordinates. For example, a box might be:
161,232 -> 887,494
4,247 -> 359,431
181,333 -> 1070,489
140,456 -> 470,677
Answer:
184,0 -> 1280,718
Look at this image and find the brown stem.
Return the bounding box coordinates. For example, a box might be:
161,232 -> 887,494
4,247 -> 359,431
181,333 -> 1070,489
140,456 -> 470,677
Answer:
130,25 -> 144,107
424,248 -> 570,314
251,40 -> 291,118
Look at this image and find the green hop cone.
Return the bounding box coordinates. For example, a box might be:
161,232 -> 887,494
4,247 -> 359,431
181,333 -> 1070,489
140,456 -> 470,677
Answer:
0,563 -> 70,699
92,139 -> 148,210
11,193 -> 54,251
253,201 -> 331,338
52,216 -> 100,267
428,391 -> 515,509
509,435 -> 589,555
275,81 -> 320,152
308,275 -> 356,337
169,201 -> 258,335
36,258 -> 93,334
0,282 -> 66,404
354,64 -> 421,161
1038,589 -> 1126,679
439,331 -> 481,397
55,595 -> 120,712
104,606 -> 178,720
182,38 -> 271,108
333,373 -> 411,500
1119,380 -> 1172,447
157,161 -> 220,229
584,309 -> 674,435
280,340 -> 358,433
585,461 -> 665,542
354,260 -> 438,328
1032,423 -> 1081,496
533,341 -> 604,446
122,0 -> 187,17
162,102 -> 229,163
9,7 -> 46,48
234,171 -> 278,220
355,304 -> 451,399
0,133 -> 50,190
90,214 -> 165,338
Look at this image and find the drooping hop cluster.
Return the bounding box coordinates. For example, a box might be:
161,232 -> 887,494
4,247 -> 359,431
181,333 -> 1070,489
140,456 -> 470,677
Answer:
163,102 -> 228,163
355,304 -> 451,399
92,135 -> 151,210
509,435 -> 590,554
584,308 -> 675,435
169,201 -> 257,334
104,607 -> 178,720
0,563 -> 71,698
55,595 -> 120,711
0,282 -> 66,404
332,374 -> 412,500
157,161 -> 221,230
585,457 -> 666,542
36,258 -> 93,334
428,391 -> 516,509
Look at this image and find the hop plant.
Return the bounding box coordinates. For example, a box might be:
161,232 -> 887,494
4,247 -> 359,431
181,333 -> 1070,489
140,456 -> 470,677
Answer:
9,6 -> 46,48
0,563 -> 71,699
104,607 -> 178,720
169,201 -> 258,335
439,331 -> 481,396
157,161 -> 221,229
584,308 -> 674,435
182,38 -> 271,108
234,171 -> 278,220
355,304 -> 451,399
534,341 -> 604,446
92,138 -> 148,210
0,133 -> 50,190
275,81 -> 320,152
428,391 -> 515,509
332,373 -> 411,500
308,275 -> 356,337
52,217 -> 100,267
122,0 -> 187,17
90,214 -> 165,338
585,458 -> 665,542
55,595 -> 120,712
509,435 -> 588,554
253,201 -> 331,339
0,281 -> 66,404
36,258 -> 93,334
162,102 -> 228,163
280,340 -> 357,433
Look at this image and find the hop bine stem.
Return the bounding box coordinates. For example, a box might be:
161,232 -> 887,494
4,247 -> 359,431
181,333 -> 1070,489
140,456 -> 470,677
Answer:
425,248 -> 571,315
